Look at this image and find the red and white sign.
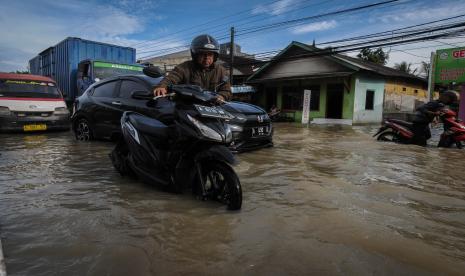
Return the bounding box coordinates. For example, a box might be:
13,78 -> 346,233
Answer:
452,49 -> 465,59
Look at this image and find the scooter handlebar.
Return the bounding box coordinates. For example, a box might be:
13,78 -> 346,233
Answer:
153,93 -> 175,101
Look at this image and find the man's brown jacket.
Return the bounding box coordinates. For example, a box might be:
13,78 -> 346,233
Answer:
156,60 -> 232,100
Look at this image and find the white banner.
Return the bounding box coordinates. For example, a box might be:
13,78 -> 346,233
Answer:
302,89 -> 311,124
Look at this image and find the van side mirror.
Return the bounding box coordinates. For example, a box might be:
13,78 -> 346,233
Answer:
143,66 -> 163,78
131,90 -> 153,100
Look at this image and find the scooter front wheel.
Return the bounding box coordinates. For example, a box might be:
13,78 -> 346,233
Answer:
377,131 -> 400,142
201,162 -> 242,210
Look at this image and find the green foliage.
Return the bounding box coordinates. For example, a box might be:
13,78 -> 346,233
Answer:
357,47 -> 389,65
394,61 -> 417,74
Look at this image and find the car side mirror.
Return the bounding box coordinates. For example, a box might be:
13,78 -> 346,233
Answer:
131,90 -> 153,100
143,66 -> 163,78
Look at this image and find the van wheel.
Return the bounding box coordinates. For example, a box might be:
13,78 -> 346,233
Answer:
75,118 -> 93,141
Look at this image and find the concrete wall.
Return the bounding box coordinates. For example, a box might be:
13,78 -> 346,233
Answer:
353,74 -> 385,124
384,79 -> 428,112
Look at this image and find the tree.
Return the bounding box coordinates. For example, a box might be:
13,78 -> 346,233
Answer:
419,61 -> 430,78
394,61 -> 417,74
357,47 -> 389,65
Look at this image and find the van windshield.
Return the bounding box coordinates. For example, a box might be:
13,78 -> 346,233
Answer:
0,79 -> 62,98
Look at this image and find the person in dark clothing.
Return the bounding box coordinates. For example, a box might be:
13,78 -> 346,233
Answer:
411,90 -> 459,146
153,34 -> 231,102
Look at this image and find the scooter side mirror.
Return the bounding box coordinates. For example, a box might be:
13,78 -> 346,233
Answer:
131,90 -> 153,100
143,66 -> 163,78
214,76 -> 229,92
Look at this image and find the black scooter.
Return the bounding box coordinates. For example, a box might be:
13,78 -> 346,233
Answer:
110,67 -> 242,210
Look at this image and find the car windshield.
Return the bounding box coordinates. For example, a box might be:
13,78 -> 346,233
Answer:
93,62 -> 143,80
0,79 -> 62,98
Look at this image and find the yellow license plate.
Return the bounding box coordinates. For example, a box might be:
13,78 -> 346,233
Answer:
23,124 -> 47,131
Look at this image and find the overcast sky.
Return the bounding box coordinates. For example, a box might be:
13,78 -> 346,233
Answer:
1,0 -> 464,73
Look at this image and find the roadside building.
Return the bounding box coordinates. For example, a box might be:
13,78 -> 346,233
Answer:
246,41 -> 428,124
139,43 -> 260,102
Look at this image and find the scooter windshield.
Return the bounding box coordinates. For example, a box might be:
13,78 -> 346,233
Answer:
170,85 -> 216,102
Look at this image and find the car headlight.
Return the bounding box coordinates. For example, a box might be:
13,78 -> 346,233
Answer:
54,107 -> 69,115
0,106 -> 11,116
187,114 -> 222,142
233,113 -> 247,123
228,124 -> 243,132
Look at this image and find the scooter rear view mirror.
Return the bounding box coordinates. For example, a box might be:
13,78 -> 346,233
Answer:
131,90 -> 153,100
143,66 -> 163,78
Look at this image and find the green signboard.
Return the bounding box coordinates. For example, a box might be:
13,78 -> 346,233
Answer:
434,47 -> 465,84
93,61 -> 143,71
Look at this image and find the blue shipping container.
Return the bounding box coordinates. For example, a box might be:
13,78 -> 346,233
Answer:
29,37 -> 136,102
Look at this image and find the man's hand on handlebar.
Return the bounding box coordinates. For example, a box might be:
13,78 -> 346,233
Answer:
215,95 -> 225,104
153,87 -> 167,96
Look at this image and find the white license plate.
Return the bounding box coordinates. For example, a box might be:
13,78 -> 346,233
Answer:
194,104 -> 232,119
252,126 -> 269,136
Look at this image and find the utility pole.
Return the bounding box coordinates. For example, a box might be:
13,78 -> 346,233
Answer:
427,51 -> 435,101
229,27 -> 235,84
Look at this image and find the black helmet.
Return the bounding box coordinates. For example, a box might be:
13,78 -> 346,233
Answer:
441,90 -> 459,104
190,34 -> 220,61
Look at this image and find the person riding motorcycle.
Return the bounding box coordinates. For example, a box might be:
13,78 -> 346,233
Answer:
411,90 -> 459,146
153,34 -> 231,102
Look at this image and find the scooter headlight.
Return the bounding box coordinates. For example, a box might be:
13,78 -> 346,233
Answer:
225,124 -> 233,143
187,114 -> 222,142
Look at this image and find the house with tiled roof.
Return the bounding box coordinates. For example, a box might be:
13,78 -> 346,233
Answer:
247,41 -> 429,124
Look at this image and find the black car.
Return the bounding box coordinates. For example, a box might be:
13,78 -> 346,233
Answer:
71,74 -> 273,152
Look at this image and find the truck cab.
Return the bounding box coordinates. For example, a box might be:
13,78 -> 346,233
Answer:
76,60 -> 144,97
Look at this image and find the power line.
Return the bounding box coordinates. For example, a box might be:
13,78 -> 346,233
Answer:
136,0 -> 335,53
138,0 -> 403,60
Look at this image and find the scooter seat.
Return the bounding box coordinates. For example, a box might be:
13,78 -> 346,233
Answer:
388,119 -> 413,128
128,113 -> 170,139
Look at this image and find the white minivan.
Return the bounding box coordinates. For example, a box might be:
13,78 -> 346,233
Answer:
0,73 -> 69,132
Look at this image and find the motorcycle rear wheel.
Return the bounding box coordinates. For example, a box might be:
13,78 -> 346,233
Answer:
202,162 -> 242,210
377,131 -> 400,142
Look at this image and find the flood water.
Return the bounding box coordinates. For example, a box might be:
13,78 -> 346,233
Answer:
1,124 -> 465,275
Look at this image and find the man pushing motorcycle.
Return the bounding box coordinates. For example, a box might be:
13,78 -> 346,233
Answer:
411,90 -> 459,146
153,34 -> 231,103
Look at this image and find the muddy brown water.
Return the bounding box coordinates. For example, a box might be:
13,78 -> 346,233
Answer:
0,124 -> 464,275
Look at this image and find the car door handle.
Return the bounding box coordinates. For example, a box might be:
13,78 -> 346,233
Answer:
111,101 -> 122,106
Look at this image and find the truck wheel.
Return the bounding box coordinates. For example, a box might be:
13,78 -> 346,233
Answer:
75,118 -> 93,141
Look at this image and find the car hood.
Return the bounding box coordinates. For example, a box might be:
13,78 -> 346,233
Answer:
222,101 -> 266,115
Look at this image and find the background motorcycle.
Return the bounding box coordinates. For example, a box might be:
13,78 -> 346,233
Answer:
437,109 -> 465,148
372,118 -> 423,144
110,67 -> 242,210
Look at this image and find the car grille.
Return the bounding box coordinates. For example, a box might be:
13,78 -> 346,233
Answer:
13,111 -> 54,117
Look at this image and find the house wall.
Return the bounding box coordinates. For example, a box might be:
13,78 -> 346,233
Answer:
353,74 -> 385,124
384,79 -> 428,112
259,77 -> 354,122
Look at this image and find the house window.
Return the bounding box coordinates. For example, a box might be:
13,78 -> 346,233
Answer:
402,87 -> 406,91
414,89 -> 418,94
282,86 -> 302,110
365,90 -> 375,110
